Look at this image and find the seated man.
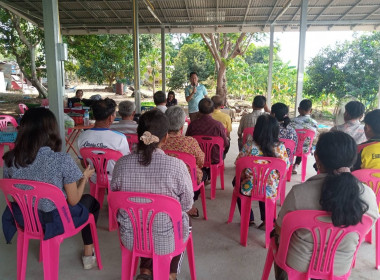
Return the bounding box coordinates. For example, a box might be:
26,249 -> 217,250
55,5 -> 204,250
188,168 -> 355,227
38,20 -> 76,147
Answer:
331,101 -> 366,144
186,98 -> 229,163
211,95 -> 232,138
153,91 -> 167,113
237,95 -> 268,150
353,109 -> 380,170
110,100 -> 138,134
289,99 -> 318,174
77,98 -> 130,181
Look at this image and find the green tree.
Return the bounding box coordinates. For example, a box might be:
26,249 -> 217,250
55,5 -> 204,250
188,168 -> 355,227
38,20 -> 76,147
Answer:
66,34 -> 154,87
305,32 -> 380,108
0,8 -> 47,98
168,42 -> 214,90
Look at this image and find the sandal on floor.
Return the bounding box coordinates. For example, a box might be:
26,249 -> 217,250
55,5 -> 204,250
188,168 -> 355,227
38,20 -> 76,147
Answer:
249,221 -> 256,227
136,274 -> 153,280
188,208 -> 200,218
257,222 -> 266,231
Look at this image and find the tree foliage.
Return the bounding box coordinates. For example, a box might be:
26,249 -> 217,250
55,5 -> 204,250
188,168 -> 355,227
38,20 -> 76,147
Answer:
304,32 -> 380,108
0,8 -> 47,98
66,34 -> 155,87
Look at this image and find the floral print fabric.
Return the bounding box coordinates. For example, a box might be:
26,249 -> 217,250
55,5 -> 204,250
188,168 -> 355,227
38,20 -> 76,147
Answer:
289,115 -> 318,153
235,141 -> 290,198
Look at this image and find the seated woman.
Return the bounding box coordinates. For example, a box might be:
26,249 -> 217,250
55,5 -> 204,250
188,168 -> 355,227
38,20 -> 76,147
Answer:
162,105 -> 206,217
2,108 -> 100,270
111,109 -> 193,280
235,114 -> 290,229
271,102 -> 298,160
275,131 -> 379,279
166,90 -> 178,107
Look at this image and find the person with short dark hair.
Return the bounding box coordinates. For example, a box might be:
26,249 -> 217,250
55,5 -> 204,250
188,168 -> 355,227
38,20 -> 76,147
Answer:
110,100 -> 138,134
353,109 -> 380,170
111,109 -> 193,280
331,101 -> 366,144
77,98 -> 130,181
153,91 -> 167,113
289,99 -> 318,174
211,95 -> 232,138
275,131 -> 378,279
186,98 -> 229,163
166,90 -> 178,107
185,72 -> 208,121
2,107 -> 100,270
234,114 -> 290,229
237,95 -> 269,150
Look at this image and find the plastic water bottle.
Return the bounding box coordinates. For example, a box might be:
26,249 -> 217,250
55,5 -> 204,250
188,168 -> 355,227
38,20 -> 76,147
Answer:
84,109 -> 90,126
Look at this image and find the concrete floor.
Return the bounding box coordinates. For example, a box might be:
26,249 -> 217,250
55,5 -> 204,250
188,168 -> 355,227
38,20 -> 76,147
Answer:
1,123 -> 380,279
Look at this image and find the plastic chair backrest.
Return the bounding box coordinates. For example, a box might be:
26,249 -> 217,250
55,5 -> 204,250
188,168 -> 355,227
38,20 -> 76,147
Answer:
108,191 -> 186,256
0,115 -> 18,131
164,150 -> 198,190
295,129 -> 316,157
279,138 -> 296,162
124,133 -> 139,150
276,210 -> 372,279
235,156 -> 287,199
0,179 -> 77,236
192,135 -> 224,167
242,127 -> 254,145
80,148 -> 123,186
18,104 -> 28,115
352,169 -> 380,205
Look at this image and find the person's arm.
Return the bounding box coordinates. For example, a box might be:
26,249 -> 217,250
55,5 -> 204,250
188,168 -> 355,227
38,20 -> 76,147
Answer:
64,165 -> 94,206
185,86 -> 197,103
263,104 -> 270,113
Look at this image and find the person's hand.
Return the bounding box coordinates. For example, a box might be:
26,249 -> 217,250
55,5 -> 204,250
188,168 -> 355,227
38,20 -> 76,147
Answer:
263,103 -> 270,113
83,165 -> 95,181
192,86 -> 197,94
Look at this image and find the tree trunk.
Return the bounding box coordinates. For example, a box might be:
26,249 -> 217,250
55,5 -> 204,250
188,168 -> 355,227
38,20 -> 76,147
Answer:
216,63 -> 227,105
29,46 -> 47,98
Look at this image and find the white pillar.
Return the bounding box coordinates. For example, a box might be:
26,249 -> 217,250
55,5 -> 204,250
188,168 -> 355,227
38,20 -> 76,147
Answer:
267,24 -> 274,108
161,27 -> 166,93
42,0 -> 65,147
295,0 -> 308,116
133,0 -> 141,113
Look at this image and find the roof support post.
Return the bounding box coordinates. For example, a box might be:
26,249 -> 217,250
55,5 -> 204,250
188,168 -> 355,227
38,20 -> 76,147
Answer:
377,78 -> 380,109
42,0 -> 65,148
267,24 -> 275,108
161,26 -> 166,93
133,0 -> 141,113
295,0 -> 308,117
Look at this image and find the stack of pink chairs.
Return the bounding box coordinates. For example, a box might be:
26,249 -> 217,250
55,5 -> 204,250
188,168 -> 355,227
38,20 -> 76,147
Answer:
0,115 -> 18,167
124,133 -> 139,153
278,138 -> 297,205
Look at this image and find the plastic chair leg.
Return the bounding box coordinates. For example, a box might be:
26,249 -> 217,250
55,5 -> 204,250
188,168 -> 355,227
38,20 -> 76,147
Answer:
42,239 -> 61,280
264,200 -> 275,248
210,165 -> 217,200
376,219 -> 380,269
200,184 -> 207,220
186,234 -> 197,280
227,191 -> 238,223
220,164 -> 225,190
0,144 -> 4,167
121,248 -> 135,280
240,196 -> 251,246
108,205 -> 117,231
153,255 -> 171,280
261,242 -> 274,280
97,187 -> 106,208
365,229 -> 373,244
287,165 -> 293,182
301,155 -> 308,182
279,179 -> 286,206
16,232 -> 28,280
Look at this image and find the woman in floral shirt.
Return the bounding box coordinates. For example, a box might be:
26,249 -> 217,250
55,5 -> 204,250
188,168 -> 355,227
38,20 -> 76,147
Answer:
235,114 -> 290,229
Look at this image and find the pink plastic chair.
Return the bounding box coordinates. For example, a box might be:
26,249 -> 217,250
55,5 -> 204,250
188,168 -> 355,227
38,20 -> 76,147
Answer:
80,147 -> 123,231
352,169 -> 380,269
0,115 -> 19,167
261,210 -> 373,280
124,133 -> 139,153
227,156 -> 287,248
0,179 -> 103,280
242,127 -> 254,146
164,150 -> 207,220
108,191 -> 197,280
278,138 -> 297,205
193,135 -> 225,200
295,129 -> 316,182
18,103 -> 28,115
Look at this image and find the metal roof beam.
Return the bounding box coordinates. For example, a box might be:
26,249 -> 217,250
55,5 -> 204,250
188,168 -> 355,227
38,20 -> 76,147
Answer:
338,0 -> 363,21
0,1 -> 42,24
243,0 -> 253,23
102,0 -> 122,21
312,0 -> 335,21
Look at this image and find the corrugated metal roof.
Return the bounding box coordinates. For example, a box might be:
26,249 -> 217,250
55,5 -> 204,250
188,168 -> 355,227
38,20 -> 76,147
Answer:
0,0 -> 379,34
